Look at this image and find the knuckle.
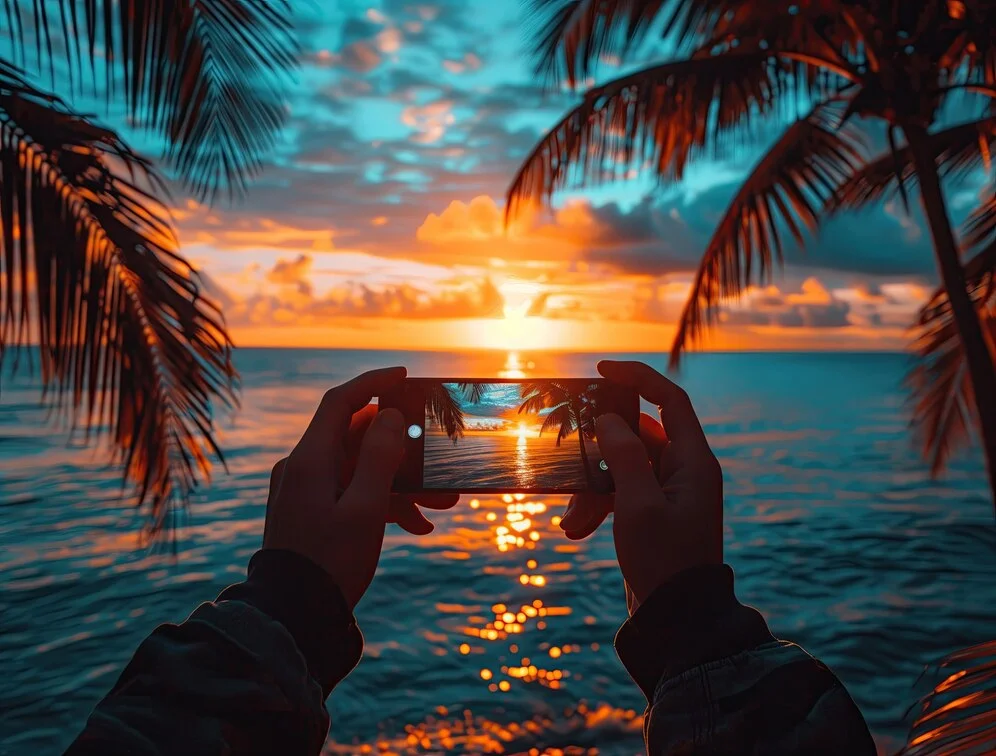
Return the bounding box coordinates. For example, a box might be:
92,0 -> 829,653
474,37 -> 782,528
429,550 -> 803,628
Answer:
321,386 -> 342,408
700,452 -> 723,479
672,386 -> 692,407
270,458 -> 288,481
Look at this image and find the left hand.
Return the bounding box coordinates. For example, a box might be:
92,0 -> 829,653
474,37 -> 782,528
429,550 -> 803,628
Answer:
263,367 -> 458,608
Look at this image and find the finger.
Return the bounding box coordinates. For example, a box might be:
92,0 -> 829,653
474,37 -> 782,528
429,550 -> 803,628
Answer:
294,368 -> 407,473
266,458 -> 288,508
597,361 -> 709,454
347,404 -> 379,449
389,499 -> 434,535
594,413 -> 659,502
263,457 -> 288,543
636,412 -> 686,484
560,491 -> 612,541
339,404 -> 380,486
315,367 -> 408,437
560,492 -> 611,539
339,408 -> 406,520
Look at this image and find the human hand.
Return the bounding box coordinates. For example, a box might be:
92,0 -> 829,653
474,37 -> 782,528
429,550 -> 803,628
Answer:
558,361 -> 723,606
263,367 -> 458,608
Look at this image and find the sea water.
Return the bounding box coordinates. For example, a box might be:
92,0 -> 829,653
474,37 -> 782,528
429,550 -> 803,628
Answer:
1,349 -> 993,755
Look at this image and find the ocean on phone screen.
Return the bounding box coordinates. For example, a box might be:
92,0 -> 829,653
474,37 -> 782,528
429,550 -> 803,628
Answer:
1,348 -> 993,755
424,432 -> 602,489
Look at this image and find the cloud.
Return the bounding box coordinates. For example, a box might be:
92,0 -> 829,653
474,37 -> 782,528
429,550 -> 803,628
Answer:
416,195 -> 505,242
402,100 -> 456,143
311,277 -> 503,319
720,278 -> 855,329
208,265 -> 504,329
266,254 -> 314,297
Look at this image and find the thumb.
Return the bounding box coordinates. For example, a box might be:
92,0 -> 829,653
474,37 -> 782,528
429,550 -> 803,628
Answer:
595,413 -> 658,503
340,408 -> 406,518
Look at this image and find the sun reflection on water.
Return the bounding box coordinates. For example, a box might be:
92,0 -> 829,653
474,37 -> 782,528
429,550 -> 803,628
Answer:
325,481 -> 647,754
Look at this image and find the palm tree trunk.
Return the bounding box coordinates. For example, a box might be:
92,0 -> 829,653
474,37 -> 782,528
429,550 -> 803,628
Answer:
572,401 -> 594,486
904,123 -> 996,507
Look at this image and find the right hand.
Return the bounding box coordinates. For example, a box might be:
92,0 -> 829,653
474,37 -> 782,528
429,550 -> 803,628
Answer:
559,361 -> 723,606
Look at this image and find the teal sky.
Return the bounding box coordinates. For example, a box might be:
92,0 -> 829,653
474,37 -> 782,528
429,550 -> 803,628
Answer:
4,0 -> 986,350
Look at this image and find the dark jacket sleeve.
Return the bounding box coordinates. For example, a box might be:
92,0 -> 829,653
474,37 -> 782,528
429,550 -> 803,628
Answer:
64,549 -> 362,756
614,565 -> 876,756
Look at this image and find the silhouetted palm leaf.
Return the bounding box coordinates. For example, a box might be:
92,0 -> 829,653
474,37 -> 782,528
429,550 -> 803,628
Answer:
0,65 -> 237,537
898,640 -> 996,755
907,243 -> 996,475
528,0 -> 667,86
505,51 -> 838,222
426,382 -> 465,442
459,382 -> 493,404
2,1 -> 298,201
669,104 -> 866,367
832,117 -> 996,213
964,192 -> 996,251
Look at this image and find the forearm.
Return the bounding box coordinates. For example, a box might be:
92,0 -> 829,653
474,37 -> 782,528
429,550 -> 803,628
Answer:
615,565 -> 876,755
65,549 -> 362,755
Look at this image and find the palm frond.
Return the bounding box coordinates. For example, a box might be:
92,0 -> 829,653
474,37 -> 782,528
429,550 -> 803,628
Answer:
0,66 -> 237,537
832,117 -> 996,213
527,0 -> 668,87
459,382 -> 492,404
505,50 -> 834,222
907,242 -> 996,476
538,403 -> 575,445
426,383 -> 465,441
898,640 -> 996,755
964,193 -> 996,251
669,103 -> 866,367
2,1 -> 299,202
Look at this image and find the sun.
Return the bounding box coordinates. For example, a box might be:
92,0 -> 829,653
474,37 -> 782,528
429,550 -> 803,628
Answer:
517,422 -> 529,440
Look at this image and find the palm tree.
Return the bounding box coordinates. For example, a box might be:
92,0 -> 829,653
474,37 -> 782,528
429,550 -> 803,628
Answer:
0,3 -> 297,535
507,0 -> 996,506
518,381 -> 600,485
425,383 -> 498,441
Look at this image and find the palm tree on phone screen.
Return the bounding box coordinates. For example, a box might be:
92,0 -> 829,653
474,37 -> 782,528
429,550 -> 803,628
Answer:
519,381 -> 600,485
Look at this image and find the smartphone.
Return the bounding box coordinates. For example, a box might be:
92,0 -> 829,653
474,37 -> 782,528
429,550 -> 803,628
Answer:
378,378 -> 639,494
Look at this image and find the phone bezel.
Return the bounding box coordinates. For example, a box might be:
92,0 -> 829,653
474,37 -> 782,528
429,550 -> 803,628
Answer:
378,377 -> 639,494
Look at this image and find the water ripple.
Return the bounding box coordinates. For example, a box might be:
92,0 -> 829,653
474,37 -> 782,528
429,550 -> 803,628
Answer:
1,350 -> 993,755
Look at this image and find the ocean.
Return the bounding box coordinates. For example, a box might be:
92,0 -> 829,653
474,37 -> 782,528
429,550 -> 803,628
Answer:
1,349 -> 993,755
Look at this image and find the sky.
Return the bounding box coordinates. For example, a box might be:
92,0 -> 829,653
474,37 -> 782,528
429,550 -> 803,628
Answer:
22,0 -> 993,353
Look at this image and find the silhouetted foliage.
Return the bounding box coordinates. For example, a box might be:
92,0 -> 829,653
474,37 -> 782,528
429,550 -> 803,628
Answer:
0,3 -> 298,536
898,640 -> 996,755
510,0 -> 996,505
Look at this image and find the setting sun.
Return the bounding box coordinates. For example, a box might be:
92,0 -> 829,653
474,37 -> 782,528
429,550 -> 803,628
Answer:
517,422 -> 529,441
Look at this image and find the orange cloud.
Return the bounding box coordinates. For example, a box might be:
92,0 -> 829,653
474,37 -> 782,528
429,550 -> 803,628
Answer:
176,208 -> 337,252
402,101 -> 455,144
266,254 -> 314,296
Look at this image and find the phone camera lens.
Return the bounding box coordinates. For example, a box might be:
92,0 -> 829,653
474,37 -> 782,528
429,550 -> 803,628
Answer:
407,424 -> 423,439
598,459 -> 609,471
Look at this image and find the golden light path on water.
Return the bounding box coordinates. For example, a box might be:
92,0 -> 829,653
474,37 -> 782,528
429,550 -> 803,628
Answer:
327,490 -> 644,755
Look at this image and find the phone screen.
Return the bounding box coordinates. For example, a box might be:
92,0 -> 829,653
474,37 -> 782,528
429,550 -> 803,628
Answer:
383,378 -> 638,494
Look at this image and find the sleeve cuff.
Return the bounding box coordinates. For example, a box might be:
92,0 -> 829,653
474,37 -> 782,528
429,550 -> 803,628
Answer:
613,564 -> 775,701
217,549 -> 363,699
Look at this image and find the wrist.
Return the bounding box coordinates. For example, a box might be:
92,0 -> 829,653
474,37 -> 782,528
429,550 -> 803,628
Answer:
218,549 -> 363,698
614,564 -> 773,700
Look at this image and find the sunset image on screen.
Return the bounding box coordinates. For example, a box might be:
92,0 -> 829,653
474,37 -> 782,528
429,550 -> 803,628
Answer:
422,381 -> 610,491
